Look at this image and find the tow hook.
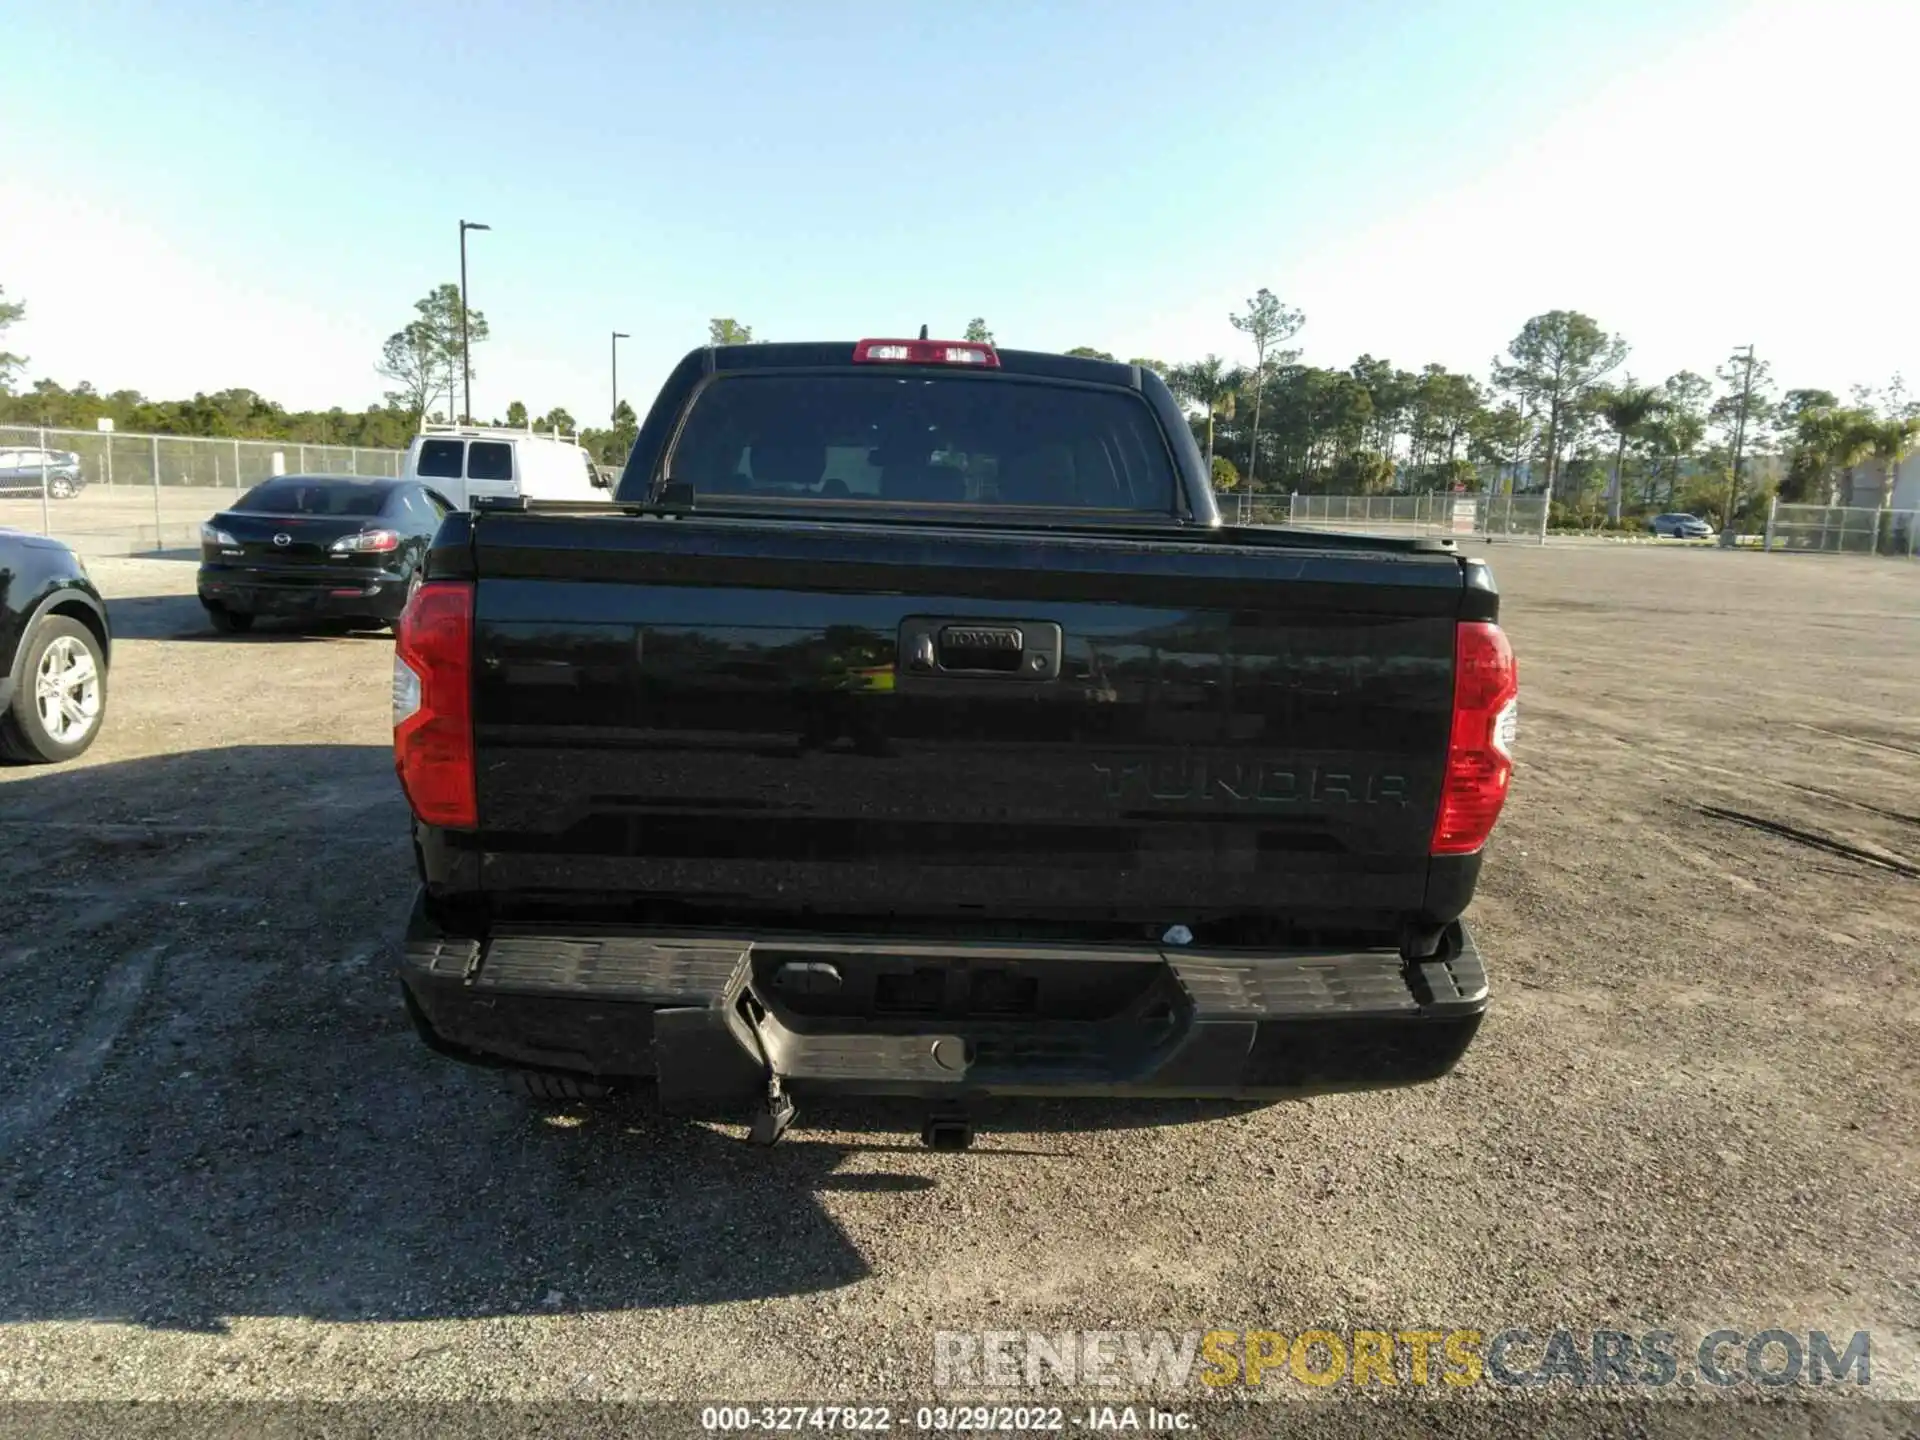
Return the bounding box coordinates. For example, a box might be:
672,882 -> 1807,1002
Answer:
749,1074 -> 795,1147
740,994 -> 795,1147
921,1109 -> 973,1151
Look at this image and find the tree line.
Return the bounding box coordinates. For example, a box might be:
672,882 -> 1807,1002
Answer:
0,280 -> 638,465
1114,297 -> 1916,526
719,302 -> 1919,524
0,282 -> 438,451
6,277 -> 1916,520
1,377 -> 427,452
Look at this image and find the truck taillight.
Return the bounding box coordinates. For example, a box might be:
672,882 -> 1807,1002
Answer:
1430,620 -> 1518,856
393,581 -> 475,829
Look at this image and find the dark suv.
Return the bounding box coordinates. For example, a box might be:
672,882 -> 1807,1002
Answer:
0,527 -> 112,762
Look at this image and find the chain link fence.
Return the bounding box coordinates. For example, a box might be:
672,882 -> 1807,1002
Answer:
0,426 -> 406,554
1218,489 -> 1549,543
1764,501 -> 1919,557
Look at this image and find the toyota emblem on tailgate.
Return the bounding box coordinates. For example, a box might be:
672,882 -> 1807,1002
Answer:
273,533 -> 291,547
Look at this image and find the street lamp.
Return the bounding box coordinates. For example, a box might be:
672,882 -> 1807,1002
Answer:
458,220 -> 490,423
1717,344 -> 1757,541
611,331 -> 630,424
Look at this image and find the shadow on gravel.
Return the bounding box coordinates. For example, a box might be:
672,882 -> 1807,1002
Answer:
94,592 -> 206,640
106,593 -> 394,642
0,745 -> 1259,1333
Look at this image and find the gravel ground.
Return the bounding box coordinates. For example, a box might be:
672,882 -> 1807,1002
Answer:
0,545 -> 1914,1434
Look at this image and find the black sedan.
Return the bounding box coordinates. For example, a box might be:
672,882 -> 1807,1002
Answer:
197,476 -> 453,634
0,526 -> 112,762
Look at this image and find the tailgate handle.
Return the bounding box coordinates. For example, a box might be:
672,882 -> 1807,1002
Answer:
940,624 -> 1024,672
900,618 -> 1062,681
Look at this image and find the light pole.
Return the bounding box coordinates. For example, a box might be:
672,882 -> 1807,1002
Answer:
611,331 -> 629,424
1723,343 -> 1757,539
458,219 -> 490,423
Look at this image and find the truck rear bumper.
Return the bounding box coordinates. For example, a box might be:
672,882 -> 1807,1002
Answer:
399,894 -> 1488,1111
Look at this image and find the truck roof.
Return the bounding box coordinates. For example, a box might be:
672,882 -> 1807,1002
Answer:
601,340 -> 1447,555
617,339 -> 1193,515
703,342 -> 1143,389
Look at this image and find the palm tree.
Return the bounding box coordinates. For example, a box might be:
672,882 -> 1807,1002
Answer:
1169,356 -> 1237,473
1210,389 -> 1237,476
1641,411 -> 1704,507
1598,383 -> 1662,522
1787,407 -> 1879,504
1866,416 -> 1920,510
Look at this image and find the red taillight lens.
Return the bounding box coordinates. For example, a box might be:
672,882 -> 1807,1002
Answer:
1430,620 -> 1518,856
852,338 -> 1000,367
331,528 -> 401,554
392,581 -> 475,829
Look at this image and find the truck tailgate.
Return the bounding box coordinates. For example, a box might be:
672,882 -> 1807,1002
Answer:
468,514 -> 1465,934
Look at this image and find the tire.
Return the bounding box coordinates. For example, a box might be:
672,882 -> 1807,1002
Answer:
47,476 -> 76,500
207,606 -> 254,634
505,1070 -> 615,1103
0,616 -> 108,764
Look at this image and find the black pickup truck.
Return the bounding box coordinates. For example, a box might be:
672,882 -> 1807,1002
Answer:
394,338 -> 1516,1146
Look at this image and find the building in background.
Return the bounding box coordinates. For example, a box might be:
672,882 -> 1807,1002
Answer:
1839,459 -> 1917,510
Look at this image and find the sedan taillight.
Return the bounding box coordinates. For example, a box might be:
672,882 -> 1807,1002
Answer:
332,529 -> 401,554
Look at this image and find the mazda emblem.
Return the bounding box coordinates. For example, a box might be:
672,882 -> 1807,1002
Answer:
273,533 -> 291,547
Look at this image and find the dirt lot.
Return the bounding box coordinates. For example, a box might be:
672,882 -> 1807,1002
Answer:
0,545 -> 1915,1428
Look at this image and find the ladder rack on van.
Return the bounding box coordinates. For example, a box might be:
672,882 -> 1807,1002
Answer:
419,421 -> 581,446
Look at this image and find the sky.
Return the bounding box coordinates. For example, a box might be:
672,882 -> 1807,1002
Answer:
1,0 -> 1914,423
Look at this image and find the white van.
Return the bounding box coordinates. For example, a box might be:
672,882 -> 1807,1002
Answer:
400,423 -> 607,510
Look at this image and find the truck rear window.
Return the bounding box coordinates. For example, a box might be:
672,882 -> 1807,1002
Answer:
665,374 -> 1177,511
